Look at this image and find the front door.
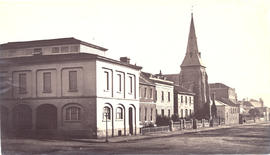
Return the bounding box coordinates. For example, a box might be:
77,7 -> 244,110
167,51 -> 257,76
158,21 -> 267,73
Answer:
129,107 -> 133,135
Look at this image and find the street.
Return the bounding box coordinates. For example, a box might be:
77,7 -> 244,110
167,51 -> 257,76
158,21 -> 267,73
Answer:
2,123 -> 270,154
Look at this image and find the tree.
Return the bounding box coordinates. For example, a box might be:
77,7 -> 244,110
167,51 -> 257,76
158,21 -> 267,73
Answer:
211,101 -> 217,119
248,108 -> 260,120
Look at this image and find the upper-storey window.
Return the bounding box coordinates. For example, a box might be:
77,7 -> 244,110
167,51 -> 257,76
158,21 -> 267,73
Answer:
144,87 -> 147,98
18,73 -> 27,94
69,71 -> 77,92
52,47 -> 60,53
181,96 -> 183,103
70,45 -> 79,52
104,71 -> 110,91
149,88 -> 152,98
161,91 -> 164,102
185,96 -> 187,104
117,74 -> 121,92
61,46 -> 69,53
128,76 -> 133,94
43,72 -> 51,93
168,92 -> 170,102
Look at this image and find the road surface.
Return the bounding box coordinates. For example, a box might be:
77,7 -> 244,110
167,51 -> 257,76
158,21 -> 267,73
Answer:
2,123 -> 270,154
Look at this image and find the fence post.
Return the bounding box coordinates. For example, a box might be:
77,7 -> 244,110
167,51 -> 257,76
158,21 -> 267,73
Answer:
193,119 -> 197,129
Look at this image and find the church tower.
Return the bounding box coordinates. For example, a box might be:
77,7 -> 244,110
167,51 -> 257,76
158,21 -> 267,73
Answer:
180,14 -> 211,119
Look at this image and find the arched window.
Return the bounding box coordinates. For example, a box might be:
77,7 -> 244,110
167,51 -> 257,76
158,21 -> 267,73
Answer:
103,106 -> 111,120
116,107 -> 123,119
66,107 -> 81,121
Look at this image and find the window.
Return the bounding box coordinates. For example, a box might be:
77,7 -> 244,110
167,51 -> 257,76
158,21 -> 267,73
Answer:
69,71 -> 77,92
129,76 -> 133,93
116,107 -> 123,119
161,91 -> 164,102
139,108 -> 141,121
103,106 -> 111,120
33,48 -> 42,55
66,107 -> 81,121
117,74 -> 121,92
52,47 -> 59,53
190,109 -> 192,116
185,109 -> 188,117
144,87 -> 147,98
43,72 -> 51,93
70,46 -> 79,52
149,88 -> 152,98
189,97 -> 192,103
185,96 -> 187,104
145,108 -> 147,121
150,108 -> 153,121
161,109 -> 164,117
104,71 -> 109,90
181,109 -> 183,118
181,96 -> 183,103
168,92 -> 170,102
61,46 -> 69,53
168,109 -> 170,117
19,73 -> 27,94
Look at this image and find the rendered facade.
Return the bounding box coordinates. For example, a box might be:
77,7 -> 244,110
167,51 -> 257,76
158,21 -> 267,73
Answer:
0,38 -> 142,138
139,72 -> 156,126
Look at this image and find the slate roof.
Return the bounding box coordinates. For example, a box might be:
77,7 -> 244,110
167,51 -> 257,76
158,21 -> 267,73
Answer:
174,85 -> 195,95
181,14 -> 205,67
0,37 -> 108,51
0,53 -> 142,70
216,98 -> 238,107
139,72 -> 155,86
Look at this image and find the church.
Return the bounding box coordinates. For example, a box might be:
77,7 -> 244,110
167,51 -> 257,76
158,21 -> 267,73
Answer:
164,14 -> 211,119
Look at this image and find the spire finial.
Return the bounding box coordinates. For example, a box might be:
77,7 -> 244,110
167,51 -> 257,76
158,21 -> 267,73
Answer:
191,5 -> 194,16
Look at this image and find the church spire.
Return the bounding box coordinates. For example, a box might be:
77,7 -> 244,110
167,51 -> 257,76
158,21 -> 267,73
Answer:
181,14 -> 204,67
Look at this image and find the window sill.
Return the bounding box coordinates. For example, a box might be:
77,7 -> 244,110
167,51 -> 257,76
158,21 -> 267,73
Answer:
102,120 -> 111,122
115,119 -> 124,121
68,89 -> 78,92
64,120 -> 81,123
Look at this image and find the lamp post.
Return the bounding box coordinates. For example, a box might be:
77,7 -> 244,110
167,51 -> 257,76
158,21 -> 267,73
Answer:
104,107 -> 109,143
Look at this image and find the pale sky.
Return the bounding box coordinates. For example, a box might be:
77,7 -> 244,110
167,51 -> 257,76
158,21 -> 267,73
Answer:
0,0 -> 270,106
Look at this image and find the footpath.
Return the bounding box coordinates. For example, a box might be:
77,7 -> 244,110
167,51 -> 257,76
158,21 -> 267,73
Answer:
74,121 -> 268,143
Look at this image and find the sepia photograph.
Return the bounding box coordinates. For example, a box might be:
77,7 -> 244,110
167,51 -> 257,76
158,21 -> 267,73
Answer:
0,0 -> 270,154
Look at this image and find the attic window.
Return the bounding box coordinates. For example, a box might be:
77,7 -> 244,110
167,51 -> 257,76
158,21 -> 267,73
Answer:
33,48 -> 42,55
61,46 -> 69,53
52,47 -> 60,53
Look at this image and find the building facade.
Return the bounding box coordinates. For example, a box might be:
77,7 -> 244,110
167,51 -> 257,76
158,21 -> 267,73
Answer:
139,72 -> 156,127
215,99 -> 239,125
209,83 -> 238,103
0,38 -> 142,138
174,85 -> 195,119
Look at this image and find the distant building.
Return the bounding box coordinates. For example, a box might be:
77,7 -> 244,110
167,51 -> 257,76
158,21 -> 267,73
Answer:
0,37 -> 142,138
249,99 -> 264,108
209,83 -> 237,103
215,99 -> 239,125
139,72 -> 156,126
174,85 -> 195,118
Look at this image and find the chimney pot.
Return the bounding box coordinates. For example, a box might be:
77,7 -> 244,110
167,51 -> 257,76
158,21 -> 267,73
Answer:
120,57 -> 130,64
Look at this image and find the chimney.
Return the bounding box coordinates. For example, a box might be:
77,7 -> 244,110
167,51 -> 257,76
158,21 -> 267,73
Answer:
120,57 -> 130,64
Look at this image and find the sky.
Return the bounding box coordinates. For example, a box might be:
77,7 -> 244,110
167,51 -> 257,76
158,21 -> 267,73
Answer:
0,0 -> 269,106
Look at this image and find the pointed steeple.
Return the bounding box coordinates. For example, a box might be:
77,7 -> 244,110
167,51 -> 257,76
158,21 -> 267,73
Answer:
181,14 -> 204,67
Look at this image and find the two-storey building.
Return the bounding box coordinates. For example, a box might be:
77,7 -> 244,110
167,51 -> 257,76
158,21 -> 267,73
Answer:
139,72 -> 156,127
174,85 -> 195,118
0,37 -> 142,138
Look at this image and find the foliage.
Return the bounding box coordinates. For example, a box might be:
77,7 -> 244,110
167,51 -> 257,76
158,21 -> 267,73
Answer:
156,115 -> 171,126
171,114 -> 180,122
248,108 -> 261,118
211,101 -> 217,118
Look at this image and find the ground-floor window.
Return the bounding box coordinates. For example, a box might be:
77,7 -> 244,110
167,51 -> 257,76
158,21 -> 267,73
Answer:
103,106 -> 111,120
116,107 -> 123,119
66,106 -> 81,121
